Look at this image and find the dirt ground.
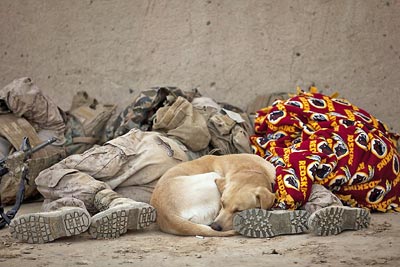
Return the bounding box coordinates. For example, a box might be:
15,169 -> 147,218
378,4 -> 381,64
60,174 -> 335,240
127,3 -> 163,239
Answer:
0,201 -> 399,267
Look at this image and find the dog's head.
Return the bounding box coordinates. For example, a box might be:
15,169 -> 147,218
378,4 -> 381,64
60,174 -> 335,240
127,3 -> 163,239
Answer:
210,174 -> 276,231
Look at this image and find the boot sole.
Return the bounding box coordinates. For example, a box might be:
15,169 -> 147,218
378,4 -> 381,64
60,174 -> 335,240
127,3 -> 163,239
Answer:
233,209 -> 310,238
89,205 -> 156,239
308,206 -> 371,236
9,208 -> 91,243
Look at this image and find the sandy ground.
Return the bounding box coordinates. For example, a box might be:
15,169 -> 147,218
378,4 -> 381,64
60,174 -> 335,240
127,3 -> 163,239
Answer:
0,202 -> 399,267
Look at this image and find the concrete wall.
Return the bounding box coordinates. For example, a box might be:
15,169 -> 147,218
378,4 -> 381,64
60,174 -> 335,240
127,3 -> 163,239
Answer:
1,0 -> 399,132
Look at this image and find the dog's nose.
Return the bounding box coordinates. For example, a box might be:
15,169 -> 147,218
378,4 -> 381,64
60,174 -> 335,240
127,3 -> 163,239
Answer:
210,222 -> 223,231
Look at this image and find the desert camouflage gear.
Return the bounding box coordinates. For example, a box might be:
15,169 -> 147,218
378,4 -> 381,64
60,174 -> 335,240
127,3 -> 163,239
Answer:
0,77 -> 66,144
153,96 -> 211,152
103,86 -> 251,155
64,102 -> 116,155
105,86 -> 201,140
301,184 -> 343,214
62,89 -> 116,155
207,112 -> 252,154
193,97 -> 253,155
35,129 -> 192,213
93,188 -> 122,212
0,78 -> 116,204
36,168 -> 109,214
0,114 -> 64,204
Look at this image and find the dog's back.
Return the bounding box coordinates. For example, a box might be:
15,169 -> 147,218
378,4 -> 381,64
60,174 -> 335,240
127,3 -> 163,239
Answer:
167,172 -> 221,225
152,171 -> 230,236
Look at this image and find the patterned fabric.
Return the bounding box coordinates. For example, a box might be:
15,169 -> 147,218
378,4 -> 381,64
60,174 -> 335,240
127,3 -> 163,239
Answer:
251,87 -> 400,212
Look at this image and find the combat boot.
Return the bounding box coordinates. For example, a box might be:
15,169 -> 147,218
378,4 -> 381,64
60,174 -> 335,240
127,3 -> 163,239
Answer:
89,189 -> 156,239
9,207 -> 90,243
308,206 -> 371,236
233,209 -> 310,238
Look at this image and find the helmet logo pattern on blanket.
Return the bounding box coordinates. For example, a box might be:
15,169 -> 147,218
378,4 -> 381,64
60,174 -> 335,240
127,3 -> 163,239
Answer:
251,87 -> 400,212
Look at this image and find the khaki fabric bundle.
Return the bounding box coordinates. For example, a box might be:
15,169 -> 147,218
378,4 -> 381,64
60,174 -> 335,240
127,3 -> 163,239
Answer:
153,96 -> 211,152
0,77 -> 66,144
193,97 -> 253,155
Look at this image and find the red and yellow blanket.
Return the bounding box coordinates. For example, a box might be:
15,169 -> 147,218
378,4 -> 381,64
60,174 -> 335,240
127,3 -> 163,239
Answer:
251,87 -> 400,212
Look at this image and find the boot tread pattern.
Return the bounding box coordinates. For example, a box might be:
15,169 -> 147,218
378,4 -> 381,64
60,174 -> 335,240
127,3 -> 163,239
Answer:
90,209 -> 129,239
65,211 -> 91,235
89,206 -> 156,239
9,209 -> 90,244
10,215 -> 53,243
138,207 -> 157,229
309,206 -> 371,236
233,209 -> 309,238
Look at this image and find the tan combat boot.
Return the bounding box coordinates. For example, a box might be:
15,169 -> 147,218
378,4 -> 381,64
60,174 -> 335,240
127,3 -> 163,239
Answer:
89,189 -> 156,239
233,209 -> 310,238
308,206 -> 371,236
9,207 -> 91,243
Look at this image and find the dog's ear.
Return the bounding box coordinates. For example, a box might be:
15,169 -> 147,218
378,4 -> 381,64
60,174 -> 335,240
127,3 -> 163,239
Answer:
255,187 -> 276,209
215,177 -> 226,193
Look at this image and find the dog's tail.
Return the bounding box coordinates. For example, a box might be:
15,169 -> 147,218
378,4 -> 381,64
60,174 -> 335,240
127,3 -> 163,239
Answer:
157,214 -> 237,237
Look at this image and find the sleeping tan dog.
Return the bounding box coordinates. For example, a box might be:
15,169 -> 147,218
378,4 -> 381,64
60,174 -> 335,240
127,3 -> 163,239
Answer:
150,154 -> 276,237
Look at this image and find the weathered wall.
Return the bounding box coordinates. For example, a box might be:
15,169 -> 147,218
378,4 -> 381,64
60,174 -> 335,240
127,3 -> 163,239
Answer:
1,0 -> 399,132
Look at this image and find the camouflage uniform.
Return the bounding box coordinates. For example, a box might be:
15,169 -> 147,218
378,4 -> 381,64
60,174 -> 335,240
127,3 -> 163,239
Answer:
0,78 -> 115,205
192,97 -> 253,155
104,86 -> 201,140
0,77 -> 66,204
7,84 -> 258,243
105,86 -> 253,155
11,129 -> 194,243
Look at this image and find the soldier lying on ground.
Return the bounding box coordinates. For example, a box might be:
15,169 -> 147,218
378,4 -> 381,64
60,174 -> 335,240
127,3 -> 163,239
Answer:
8,86 -> 371,243
0,78 -> 254,206
5,79 -> 255,243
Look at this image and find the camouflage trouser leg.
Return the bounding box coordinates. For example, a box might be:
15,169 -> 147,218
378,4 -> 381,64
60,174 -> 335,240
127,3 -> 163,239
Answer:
34,141 -> 132,214
36,168 -> 110,214
34,129 -> 192,214
301,184 -> 343,214
305,184 -> 371,236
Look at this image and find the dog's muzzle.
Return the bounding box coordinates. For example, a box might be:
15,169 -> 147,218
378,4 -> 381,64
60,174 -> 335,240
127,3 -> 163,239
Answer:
210,222 -> 223,231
